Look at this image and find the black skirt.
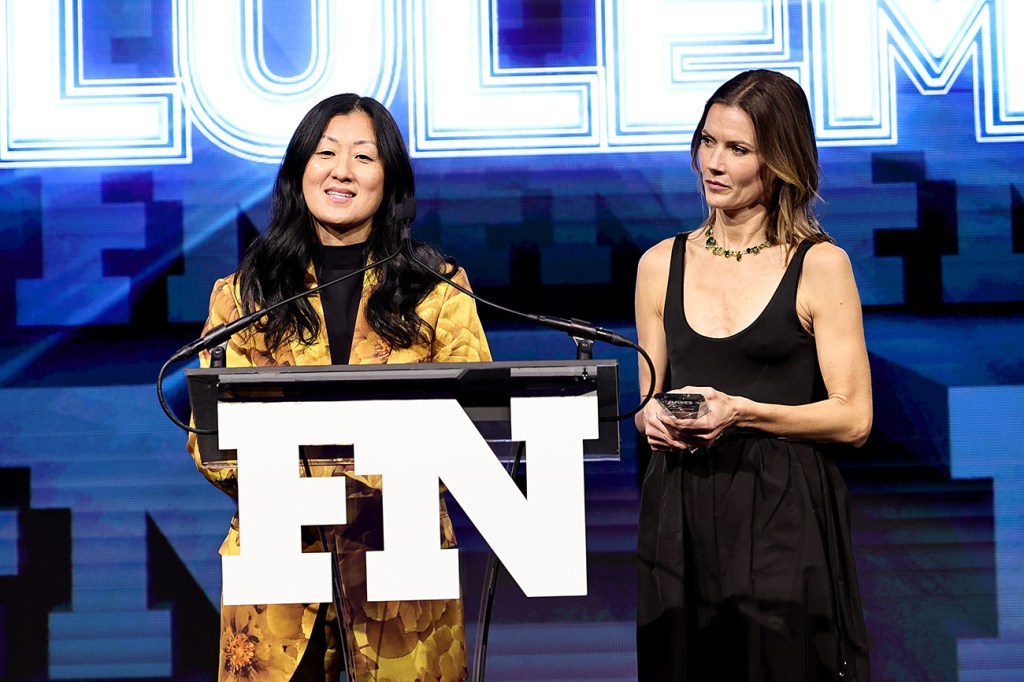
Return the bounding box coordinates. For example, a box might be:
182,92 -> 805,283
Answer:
636,434 -> 871,681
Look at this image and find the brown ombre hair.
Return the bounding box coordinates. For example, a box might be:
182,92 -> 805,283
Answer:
690,69 -> 833,248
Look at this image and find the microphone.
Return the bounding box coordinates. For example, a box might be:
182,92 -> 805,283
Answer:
395,197 -> 633,349
396,195 -> 417,243
167,259 -> 386,365
158,250 -> 398,434
531,315 -> 635,349
396,196 -> 654,420
168,308 -> 264,365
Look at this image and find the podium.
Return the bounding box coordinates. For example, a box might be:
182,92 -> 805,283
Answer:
187,359 -> 620,466
185,359 -> 620,680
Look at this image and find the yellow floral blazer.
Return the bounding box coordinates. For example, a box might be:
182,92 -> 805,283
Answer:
187,265 -> 490,681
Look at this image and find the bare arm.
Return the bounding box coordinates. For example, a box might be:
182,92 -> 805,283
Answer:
634,238 -> 689,450
742,242 -> 872,444
667,243 -> 873,448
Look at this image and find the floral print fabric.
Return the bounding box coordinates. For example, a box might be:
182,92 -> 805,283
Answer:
187,266 -> 490,681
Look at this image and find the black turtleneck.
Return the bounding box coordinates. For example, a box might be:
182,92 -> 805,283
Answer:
318,242 -> 367,364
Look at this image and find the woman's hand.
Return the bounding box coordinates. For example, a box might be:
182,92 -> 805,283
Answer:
641,397 -> 690,451
644,386 -> 742,451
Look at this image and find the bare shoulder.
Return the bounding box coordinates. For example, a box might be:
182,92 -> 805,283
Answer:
798,241 -> 862,319
637,236 -> 677,280
802,241 -> 853,276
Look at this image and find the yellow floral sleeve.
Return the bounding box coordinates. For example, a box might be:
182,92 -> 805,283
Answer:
184,276 -> 250,497
431,268 -> 492,363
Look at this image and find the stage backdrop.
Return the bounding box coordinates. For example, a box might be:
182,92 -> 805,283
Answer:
1,1 -> 1022,680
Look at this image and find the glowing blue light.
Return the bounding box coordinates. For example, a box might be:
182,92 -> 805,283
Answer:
408,0 -> 598,156
0,0 -> 187,167
0,0 -> 1020,167
813,0 -> 1023,144
177,0 -> 401,163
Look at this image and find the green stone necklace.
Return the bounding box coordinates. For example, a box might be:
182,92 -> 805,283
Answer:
704,226 -> 774,261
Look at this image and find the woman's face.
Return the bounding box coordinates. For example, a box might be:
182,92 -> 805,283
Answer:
696,103 -> 770,216
302,111 -> 385,245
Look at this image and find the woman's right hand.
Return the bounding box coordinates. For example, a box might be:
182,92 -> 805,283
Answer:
642,398 -> 699,451
643,386 -> 744,451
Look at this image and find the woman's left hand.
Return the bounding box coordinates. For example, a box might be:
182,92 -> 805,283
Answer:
655,386 -> 741,450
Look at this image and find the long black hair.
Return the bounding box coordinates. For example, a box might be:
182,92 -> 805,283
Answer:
236,93 -> 451,352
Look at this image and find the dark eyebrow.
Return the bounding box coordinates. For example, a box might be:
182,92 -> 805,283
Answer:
701,129 -> 755,149
320,134 -> 378,148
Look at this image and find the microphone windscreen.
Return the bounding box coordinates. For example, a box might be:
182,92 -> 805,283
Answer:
396,197 -> 417,222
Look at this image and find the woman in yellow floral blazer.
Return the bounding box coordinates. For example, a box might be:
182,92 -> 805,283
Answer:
186,94 -> 490,681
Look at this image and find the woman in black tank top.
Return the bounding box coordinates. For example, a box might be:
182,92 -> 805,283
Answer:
634,70 -> 873,680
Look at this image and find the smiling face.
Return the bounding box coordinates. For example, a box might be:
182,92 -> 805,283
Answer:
302,111 -> 385,245
697,103 -> 771,219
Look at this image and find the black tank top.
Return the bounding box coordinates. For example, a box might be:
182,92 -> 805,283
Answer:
663,233 -> 825,406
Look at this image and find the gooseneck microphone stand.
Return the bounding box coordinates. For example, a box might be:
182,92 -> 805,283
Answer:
470,332 -> 600,682
393,197 -> 656,681
395,197 -> 655,422
156,253 -> 397,434
157,198 -> 657,682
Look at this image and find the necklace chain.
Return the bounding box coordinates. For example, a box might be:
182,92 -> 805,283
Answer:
704,226 -> 773,261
